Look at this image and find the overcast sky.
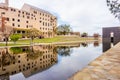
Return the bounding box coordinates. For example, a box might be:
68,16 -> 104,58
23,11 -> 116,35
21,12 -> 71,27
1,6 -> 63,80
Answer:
1,0 -> 120,35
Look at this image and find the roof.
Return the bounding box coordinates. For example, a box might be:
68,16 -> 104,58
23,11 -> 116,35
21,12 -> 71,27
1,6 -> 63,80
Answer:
22,3 -> 53,15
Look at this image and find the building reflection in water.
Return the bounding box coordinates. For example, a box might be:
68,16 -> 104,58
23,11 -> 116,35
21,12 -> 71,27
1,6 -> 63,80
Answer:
0,45 -> 57,80
102,39 -> 118,52
0,42 -> 100,80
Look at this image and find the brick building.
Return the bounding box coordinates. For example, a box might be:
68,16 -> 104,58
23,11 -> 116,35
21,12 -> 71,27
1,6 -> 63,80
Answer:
0,0 -> 57,40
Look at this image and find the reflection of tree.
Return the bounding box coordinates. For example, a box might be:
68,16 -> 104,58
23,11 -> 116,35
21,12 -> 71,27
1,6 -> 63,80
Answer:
53,47 -> 57,54
2,48 -> 15,67
27,46 -> 44,60
94,41 -> 99,47
81,43 -> 88,47
10,47 -> 23,54
56,46 -> 72,56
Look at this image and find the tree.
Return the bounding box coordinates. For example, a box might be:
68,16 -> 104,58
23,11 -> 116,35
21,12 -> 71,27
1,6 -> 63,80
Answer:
81,32 -> 88,37
10,34 -> 22,44
94,41 -> 99,47
27,46 -> 44,60
0,25 -> 13,46
53,26 -> 57,36
10,47 -> 23,54
81,43 -> 88,47
1,48 -> 15,67
57,24 -> 72,35
56,46 -> 72,56
106,0 -> 120,20
26,28 -> 42,44
93,33 -> 100,40
48,30 -> 53,38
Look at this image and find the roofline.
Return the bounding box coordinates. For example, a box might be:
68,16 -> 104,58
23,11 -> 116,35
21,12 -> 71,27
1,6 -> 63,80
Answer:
23,3 -> 54,16
103,26 -> 120,29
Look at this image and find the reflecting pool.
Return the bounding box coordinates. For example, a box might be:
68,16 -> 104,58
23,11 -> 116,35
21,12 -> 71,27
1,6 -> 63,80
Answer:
0,42 -> 102,80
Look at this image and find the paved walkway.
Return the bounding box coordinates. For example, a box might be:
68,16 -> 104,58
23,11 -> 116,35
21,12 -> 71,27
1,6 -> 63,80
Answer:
68,42 -> 120,80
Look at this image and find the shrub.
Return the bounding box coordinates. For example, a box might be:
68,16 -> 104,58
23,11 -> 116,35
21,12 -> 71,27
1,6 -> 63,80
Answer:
10,34 -> 22,44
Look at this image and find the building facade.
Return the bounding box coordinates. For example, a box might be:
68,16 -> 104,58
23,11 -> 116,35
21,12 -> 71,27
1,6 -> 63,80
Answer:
102,27 -> 120,43
0,0 -> 57,39
102,27 -> 120,52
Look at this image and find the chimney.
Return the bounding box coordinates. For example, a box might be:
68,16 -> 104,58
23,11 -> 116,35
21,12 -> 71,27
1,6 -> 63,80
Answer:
5,0 -> 9,6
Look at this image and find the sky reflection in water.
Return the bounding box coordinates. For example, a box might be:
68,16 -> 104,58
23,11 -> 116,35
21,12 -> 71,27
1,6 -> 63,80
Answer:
0,42 -> 102,80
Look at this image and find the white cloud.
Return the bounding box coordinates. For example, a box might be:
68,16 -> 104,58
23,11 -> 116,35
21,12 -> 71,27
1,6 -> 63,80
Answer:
8,0 -> 120,35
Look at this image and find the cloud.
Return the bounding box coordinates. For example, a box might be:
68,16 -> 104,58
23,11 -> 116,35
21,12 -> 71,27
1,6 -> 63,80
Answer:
8,0 -> 120,35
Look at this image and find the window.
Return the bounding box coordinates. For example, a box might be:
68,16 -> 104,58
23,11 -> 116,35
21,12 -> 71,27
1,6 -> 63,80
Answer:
46,23 -> 47,26
26,21 -> 29,23
26,12 -> 28,15
6,18 -> 9,21
12,18 -> 15,21
39,21 -> 42,23
14,9 -> 16,12
22,11 -> 24,14
18,14 -> 20,17
12,23 -> 15,26
11,8 -> 13,11
27,16 -> 30,19
43,22 -> 44,26
18,19 -> 20,22
26,25 -> 28,28
34,11 -> 37,14
18,55 -> 20,58
18,60 -> 20,63
31,14 -> 33,16
18,25 -> 20,27
17,31 -> 21,33
18,10 -> 21,13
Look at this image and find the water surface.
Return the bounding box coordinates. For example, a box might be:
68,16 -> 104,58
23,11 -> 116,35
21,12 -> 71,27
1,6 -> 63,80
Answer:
0,42 -> 102,80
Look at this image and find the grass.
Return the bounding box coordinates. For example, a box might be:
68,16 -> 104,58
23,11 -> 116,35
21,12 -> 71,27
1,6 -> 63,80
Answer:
0,36 -> 96,47
18,36 -> 95,43
0,43 -> 29,47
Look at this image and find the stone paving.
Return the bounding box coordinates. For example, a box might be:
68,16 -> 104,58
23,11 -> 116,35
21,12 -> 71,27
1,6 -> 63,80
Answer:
69,42 -> 120,80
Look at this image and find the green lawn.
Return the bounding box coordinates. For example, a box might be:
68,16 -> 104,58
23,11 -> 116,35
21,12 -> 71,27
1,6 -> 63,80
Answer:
0,36 -> 96,47
17,36 -> 95,43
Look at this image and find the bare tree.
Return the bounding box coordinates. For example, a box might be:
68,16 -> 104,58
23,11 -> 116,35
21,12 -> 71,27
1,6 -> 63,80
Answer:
0,25 -> 13,46
26,28 -> 42,44
106,0 -> 120,20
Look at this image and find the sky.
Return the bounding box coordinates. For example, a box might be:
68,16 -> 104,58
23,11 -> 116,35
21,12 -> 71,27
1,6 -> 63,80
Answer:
0,0 -> 120,35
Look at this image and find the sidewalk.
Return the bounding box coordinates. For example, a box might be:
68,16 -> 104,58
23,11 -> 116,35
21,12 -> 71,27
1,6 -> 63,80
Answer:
68,42 -> 120,80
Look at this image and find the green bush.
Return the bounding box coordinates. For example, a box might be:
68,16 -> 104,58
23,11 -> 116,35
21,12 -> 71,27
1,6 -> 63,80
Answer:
10,34 -> 22,44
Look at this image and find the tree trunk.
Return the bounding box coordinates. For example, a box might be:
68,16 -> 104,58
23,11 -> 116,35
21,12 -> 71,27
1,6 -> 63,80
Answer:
5,37 -> 8,46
